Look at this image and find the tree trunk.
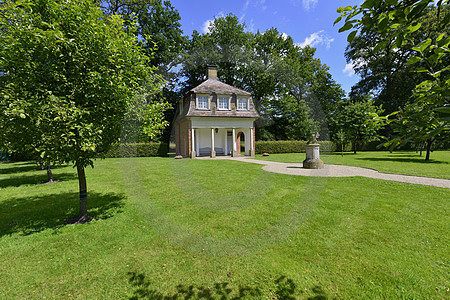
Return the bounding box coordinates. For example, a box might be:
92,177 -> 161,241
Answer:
77,163 -> 88,218
425,139 -> 432,161
46,164 -> 53,182
353,139 -> 357,154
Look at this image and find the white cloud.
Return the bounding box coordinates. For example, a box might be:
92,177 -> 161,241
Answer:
342,59 -> 365,77
240,0 -> 251,21
281,33 -> 289,40
243,0 -> 251,11
202,12 -> 225,33
343,63 -> 355,77
202,19 -> 213,33
247,19 -> 255,32
297,30 -> 334,49
302,0 -> 318,10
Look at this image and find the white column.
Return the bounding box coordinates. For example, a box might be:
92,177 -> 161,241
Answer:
224,129 -> 228,156
232,128 -> 236,157
210,128 -> 216,158
249,127 -> 254,156
196,129 -> 200,155
191,128 -> 196,158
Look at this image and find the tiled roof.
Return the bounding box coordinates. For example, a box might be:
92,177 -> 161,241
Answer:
190,79 -> 251,96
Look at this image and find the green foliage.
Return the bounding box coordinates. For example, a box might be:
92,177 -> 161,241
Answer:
330,99 -> 385,153
255,140 -> 350,154
101,0 -> 187,73
103,143 -> 168,158
336,0 -> 449,159
179,15 -> 345,141
344,5 -> 449,115
0,0 -> 162,168
121,91 -> 171,143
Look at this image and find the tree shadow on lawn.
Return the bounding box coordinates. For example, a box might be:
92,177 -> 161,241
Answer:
355,157 -> 448,164
0,162 -> 68,175
0,192 -> 125,238
321,152 -> 357,157
128,272 -> 328,299
0,172 -> 77,188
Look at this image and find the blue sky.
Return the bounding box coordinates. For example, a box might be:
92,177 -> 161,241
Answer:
171,0 -> 360,94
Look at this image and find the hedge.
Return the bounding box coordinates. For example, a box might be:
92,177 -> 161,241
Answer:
255,140 -> 353,154
102,142 -> 168,158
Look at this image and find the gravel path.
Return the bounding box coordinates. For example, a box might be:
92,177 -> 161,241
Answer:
205,156 -> 450,189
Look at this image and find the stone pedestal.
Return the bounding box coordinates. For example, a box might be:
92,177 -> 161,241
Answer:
303,144 -> 324,169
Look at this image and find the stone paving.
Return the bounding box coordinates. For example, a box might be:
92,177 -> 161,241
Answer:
203,156 -> 450,189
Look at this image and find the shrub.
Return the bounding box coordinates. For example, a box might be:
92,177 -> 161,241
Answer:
255,140 -> 354,154
102,143 -> 168,158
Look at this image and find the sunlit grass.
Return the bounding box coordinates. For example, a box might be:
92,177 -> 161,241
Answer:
0,157 -> 448,298
254,150 -> 450,179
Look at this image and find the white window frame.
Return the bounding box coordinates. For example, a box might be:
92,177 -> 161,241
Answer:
217,95 -> 231,110
196,94 -> 209,110
237,97 -> 249,110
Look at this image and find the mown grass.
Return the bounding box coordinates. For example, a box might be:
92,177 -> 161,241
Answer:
0,157 -> 448,299
254,150 -> 450,179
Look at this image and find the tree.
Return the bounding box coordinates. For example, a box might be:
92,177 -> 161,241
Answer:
101,0 -> 187,74
336,0 -> 449,159
0,0 -> 163,222
331,99 -> 385,154
121,88 -> 171,143
101,0 -> 186,143
179,15 -> 345,141
387,102 -> 447,160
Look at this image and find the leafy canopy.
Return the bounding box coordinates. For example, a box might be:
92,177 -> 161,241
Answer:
0,0 -> 163,168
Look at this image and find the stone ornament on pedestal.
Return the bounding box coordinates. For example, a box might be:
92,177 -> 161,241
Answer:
303,133 -> 324,169
303,144 -> 324,169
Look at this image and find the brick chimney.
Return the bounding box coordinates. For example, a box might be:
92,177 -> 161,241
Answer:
207,65 -> 218,80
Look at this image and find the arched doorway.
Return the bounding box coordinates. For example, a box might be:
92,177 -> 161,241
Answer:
236,131 -> 245,155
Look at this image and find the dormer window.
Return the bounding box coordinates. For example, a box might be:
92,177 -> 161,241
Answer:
237,97 -> 249,110
218,96 -> 230,110
197,95 -> 209,110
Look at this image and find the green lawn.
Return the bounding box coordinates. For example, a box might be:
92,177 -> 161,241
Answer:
0,157 -> 449,299
254,150 -> 450,179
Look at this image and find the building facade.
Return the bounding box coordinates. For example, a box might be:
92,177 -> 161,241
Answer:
175,66 -> 259,158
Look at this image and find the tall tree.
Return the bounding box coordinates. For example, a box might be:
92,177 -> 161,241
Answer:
330,99 -> 385,154
0,0 -> 163,222
180,15 -> 345,141
336,0 -> 449,160
101,0 -> 187,74
345,5 -> 449,114
101,0 -> 187,143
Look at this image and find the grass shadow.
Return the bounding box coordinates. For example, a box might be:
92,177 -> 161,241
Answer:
321,152 -> 357,156
0,172 -> 77,188
0,162 -> 68,175
356,157 -> 448,164
0,191 -> 125,238
127,272 -> 328,299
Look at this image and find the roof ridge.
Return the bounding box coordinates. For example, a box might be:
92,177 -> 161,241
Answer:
190,78 -> 251,96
